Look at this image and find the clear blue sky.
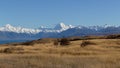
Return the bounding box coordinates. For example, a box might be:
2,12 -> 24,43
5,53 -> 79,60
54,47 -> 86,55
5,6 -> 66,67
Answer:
0,0 -> 120,28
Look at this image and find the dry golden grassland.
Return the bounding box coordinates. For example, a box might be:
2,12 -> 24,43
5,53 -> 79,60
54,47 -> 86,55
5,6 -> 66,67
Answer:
0,39 -> 120,68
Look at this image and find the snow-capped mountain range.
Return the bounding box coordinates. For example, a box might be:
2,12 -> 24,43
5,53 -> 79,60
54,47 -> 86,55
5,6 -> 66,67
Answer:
0,24 -> 41,34
0,23 -> 120,40
0,23 -> 74,34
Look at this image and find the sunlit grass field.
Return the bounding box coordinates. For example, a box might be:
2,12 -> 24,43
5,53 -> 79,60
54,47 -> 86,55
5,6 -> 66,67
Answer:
0,39 -> 120,68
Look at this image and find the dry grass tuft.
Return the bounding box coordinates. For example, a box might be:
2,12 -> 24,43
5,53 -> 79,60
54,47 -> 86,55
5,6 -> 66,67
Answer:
1,47 -> 24,53
80,40 -> 95,47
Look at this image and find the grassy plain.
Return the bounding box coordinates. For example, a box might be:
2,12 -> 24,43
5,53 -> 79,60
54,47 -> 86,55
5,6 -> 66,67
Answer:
0,39 -> 120,68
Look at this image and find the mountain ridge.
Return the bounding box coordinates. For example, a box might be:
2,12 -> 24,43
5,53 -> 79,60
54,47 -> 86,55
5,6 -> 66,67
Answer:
0,23 -> 120,40
0,23 -> 118,34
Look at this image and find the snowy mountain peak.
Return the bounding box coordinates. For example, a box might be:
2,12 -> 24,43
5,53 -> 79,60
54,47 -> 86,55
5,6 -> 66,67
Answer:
5,24 -> 13,28
59,22 -> 66,27
39,26 -> 45,28
54,22 -> 71,30
68,25 -> 75,28
54,23 -> 65,29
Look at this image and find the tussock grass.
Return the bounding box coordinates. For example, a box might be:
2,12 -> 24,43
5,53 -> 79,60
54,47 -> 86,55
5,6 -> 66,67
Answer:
80,40 -> 96,47
0,54 -> 120,68
0,39 -> 120,68
0,46 -> 24,54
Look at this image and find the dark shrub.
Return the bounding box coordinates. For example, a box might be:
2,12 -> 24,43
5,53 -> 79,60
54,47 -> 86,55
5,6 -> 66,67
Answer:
3,47 -> 24,53
3,48 -> 13,53
106,35 -> 120,39
60,38 -> 70,46
53,39 -> 59,46
81,40 -> 95,47
20,41 -> 34,45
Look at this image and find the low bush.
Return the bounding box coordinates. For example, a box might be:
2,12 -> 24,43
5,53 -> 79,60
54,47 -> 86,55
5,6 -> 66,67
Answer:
80,40 -> 95,47
106,35 -> 120,39
2,47 -> 24,53
3,48 -> 13,53
60,38 -> 70,46
53,40 -> 59,46
20,41 -> 34,45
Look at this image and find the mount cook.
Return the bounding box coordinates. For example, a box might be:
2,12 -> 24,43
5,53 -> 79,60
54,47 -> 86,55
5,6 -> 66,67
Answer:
0,23 -> 120,40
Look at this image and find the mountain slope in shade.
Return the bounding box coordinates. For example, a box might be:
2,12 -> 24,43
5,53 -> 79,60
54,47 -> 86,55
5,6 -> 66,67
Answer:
0,23 -> 120,40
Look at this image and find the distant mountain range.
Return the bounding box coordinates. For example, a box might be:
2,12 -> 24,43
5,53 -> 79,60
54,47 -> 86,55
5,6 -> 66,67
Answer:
0,23 -> 120,40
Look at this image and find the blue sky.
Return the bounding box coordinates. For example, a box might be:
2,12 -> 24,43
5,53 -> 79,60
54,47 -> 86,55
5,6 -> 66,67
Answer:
0,0 -> 120,28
